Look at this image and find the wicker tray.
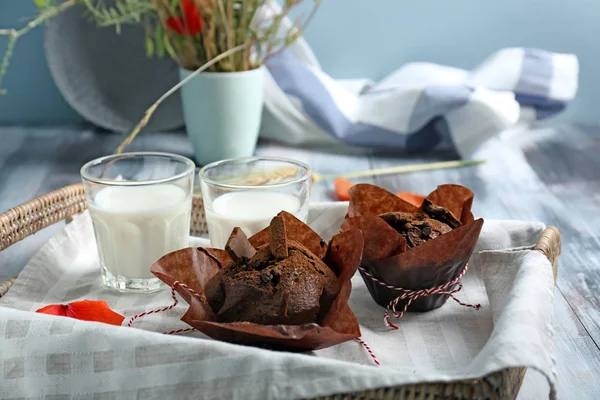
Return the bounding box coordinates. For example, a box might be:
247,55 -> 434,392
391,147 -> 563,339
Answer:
0,183 -> 561,400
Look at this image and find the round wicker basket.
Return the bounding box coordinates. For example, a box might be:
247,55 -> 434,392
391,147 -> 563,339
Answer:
0,183 -> 561,400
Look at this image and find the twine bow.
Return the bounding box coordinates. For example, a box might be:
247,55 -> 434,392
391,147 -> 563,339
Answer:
359,264 -> 481,330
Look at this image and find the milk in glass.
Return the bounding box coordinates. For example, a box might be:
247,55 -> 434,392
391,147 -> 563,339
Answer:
88,184 -> 191,279
205,191 -> 307,248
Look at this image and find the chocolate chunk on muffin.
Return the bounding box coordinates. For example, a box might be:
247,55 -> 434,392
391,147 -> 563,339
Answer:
379,212 -> 453,248
420,199 -> 462,229
205,218 -> 340,325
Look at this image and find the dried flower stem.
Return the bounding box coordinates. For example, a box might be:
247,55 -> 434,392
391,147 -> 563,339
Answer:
261,2 -> 288,62
239,0 -> 249,69
226,0 -> 235,70
0,0 -> 77,94
217,0 -> 235,71
264,0 -> 321,63
115,43 -> 246,154
311,160 -> 488,182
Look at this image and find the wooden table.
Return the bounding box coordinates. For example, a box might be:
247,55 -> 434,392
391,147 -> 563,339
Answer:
1,124 -> 599,399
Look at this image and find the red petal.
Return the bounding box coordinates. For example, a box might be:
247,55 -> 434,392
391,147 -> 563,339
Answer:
67,300 -> 125,326
36,304 -> 68,316
181,0 -> 203,35
334,178 -> 354,201
166,16 -> 186,35
396,191 -> 426,208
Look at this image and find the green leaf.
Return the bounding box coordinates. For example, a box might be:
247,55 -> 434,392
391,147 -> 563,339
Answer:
116,2 -> 127,15
33,0 -> 47,8
163,36 -> 177,60
145,36 -> 154,57
155,23 -> 165,58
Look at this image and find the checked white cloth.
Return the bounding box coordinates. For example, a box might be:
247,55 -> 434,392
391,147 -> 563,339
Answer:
0,203 -> 556,399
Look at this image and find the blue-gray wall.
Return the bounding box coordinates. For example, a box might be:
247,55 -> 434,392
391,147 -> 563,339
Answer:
0,1 -> 84,124
1,0 -> 599,125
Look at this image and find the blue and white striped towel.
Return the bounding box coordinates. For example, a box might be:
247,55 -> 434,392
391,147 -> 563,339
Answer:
256,4 -> 579,158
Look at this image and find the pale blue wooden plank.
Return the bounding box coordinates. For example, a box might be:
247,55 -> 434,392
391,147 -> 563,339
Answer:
1,124 -> 599,399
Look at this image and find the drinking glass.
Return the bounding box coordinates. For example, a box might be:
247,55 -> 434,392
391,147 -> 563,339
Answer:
81,152 -> 195,292
199,156 -> 312,249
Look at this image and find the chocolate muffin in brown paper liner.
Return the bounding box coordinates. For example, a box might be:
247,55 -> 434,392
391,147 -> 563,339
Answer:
150,212 -> 364,351
342,184 -> 484,312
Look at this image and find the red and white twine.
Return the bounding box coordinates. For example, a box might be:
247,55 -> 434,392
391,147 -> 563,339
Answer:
126,280 -> 199,335
359,263 -> 481,330
355,337 -> 380,366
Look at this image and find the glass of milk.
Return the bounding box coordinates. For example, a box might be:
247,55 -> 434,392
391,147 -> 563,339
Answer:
199,156 -> 312,249
81,152 -> 195,292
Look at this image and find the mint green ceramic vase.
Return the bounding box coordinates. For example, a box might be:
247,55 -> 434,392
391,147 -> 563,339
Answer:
179,66 -> 265,165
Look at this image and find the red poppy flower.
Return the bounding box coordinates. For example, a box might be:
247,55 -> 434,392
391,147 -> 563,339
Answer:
36,300 -> 125,326
166,0 -> 204,36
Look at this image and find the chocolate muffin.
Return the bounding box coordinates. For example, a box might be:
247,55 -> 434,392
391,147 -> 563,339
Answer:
343,183 -> 482,314
379,211 -> 454,248
205,217 -> 340,325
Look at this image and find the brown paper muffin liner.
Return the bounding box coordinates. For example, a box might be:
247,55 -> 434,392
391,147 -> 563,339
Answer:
343,184 -> 484,314
150,211 -> 364,352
